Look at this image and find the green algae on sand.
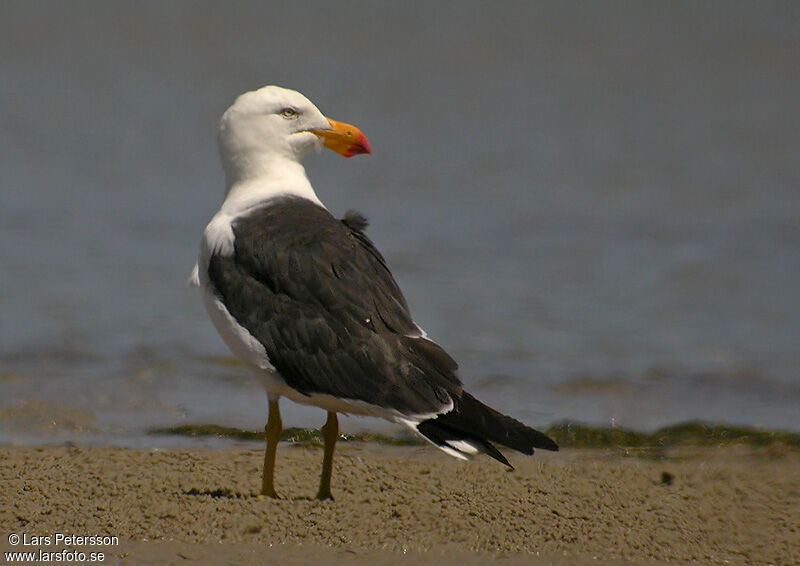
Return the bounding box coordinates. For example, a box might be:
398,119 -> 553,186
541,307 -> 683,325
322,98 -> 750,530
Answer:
149,420 -> 800,450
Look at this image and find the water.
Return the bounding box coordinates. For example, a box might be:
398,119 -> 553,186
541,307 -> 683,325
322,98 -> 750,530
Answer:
1,1 -> 799,445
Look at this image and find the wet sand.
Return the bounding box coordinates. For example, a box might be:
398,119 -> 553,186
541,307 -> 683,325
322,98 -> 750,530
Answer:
1,444 -> 797,565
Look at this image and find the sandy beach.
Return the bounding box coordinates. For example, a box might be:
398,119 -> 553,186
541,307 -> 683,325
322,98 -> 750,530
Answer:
2,443 -> 797,565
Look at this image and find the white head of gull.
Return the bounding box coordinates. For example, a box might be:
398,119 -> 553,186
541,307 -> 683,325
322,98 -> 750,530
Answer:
195,86 -> 370,260
217,86 -> 370,205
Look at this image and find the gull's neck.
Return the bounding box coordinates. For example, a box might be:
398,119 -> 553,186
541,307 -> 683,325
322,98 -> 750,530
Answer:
221,154 -> 324,215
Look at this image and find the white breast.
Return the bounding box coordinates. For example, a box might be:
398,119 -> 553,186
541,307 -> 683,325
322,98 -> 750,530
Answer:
197,209 -> 284,394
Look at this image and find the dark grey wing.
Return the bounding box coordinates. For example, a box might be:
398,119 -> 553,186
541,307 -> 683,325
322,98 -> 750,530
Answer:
208,196 -> 461,416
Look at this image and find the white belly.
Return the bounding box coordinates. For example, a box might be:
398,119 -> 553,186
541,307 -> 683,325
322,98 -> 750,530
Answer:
200,282 -> 286,391
200,282 -> 401,419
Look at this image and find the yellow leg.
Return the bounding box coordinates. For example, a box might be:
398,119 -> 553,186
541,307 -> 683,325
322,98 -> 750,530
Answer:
261,399 -> 282,498
316,411 -> 338,500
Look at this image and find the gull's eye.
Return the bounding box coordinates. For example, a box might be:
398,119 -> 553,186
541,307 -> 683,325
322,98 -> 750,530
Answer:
280,107 -> 299,119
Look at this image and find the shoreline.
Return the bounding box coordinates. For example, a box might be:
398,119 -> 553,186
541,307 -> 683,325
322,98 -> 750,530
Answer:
148,419 -> 800,449
2,443 -> 798,565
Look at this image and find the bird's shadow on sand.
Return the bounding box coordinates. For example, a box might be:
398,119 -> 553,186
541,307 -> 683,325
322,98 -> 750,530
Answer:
182,488 -> 328,502
183,488 -> 246,499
